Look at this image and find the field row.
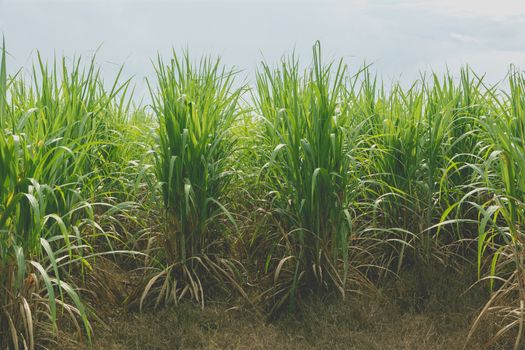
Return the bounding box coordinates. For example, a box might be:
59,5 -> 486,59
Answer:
1,42 -> 524,349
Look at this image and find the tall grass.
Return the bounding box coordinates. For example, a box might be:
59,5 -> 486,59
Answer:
3,40 -> 525,348
254,42 -> 356,311
0,43 -> 139,348
463,69 -> 525,349
349,69 -> 490,273
141,52 -> 245,308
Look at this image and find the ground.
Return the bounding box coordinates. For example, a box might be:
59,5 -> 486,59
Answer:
55,264 -> 509,350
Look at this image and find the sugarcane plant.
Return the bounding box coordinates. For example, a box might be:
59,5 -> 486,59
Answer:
142,52 -> 246,309
254,42 -> 357,311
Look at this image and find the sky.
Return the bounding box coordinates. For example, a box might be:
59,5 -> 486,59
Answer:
0,0 -> 524,97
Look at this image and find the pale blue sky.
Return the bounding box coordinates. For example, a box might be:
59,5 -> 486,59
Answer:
1,0 -> 524,96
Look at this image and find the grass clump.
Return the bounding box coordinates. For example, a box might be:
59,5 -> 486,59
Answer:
0,41 -> 139,349
140,52 -> 245,309
254,42 -> 358,311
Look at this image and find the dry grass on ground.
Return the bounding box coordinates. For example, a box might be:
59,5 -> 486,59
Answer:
54,265 -> 511,350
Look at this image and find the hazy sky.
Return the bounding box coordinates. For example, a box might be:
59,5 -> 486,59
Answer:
1,0 -> 524,96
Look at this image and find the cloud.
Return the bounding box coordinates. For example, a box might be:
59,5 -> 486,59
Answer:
450,33 -> 482,45
393,0 -> 525,20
